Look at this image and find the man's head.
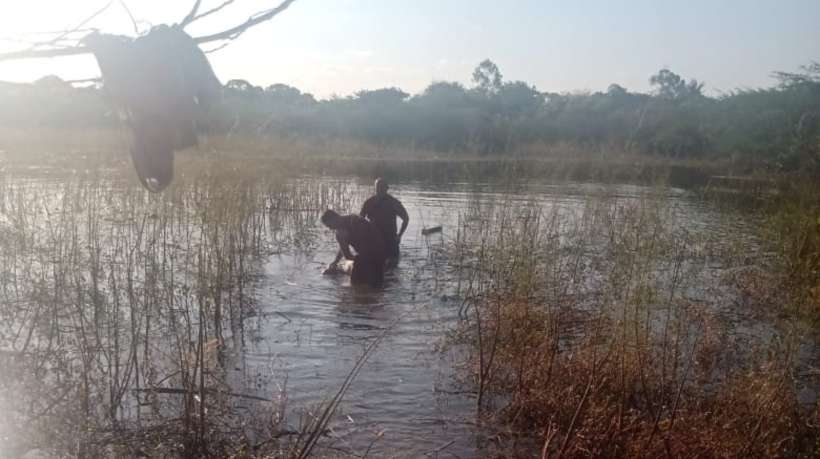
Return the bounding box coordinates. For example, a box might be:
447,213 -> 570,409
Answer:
375,178 -> 389,196
321,209 -> 343,229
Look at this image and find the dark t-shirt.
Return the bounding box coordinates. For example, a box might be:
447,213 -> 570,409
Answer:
360,194 -> 409,242
338,214 -> 386,259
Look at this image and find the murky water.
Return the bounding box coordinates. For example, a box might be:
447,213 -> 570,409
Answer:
225,180 -> 484,458
213,179 -> 787,458
1,176 -> 817,459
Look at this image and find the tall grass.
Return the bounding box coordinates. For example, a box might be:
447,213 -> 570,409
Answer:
760,182 -> 820,322
0,159 -> 366,458
448,184 -> 820,458
0,127 -> 724,188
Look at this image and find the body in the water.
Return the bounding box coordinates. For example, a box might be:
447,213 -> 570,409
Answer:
321,210 -> 387,286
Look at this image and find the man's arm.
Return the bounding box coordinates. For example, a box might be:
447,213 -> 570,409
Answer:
331,249 -> 344,267
397,201 -> 409,239
336,230 -> 355,260
359,197 -> 372,218
329,229 -> 355,267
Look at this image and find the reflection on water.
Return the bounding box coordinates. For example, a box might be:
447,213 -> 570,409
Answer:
0,176 -> 816,458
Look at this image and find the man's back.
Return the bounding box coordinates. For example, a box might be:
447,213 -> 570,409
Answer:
338,214 -> 386,259
360,194 -> 408,241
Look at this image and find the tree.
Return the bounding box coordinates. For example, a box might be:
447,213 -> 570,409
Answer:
607,84 -> 628,98
415,81 -> 471,107
472,59 -> 503,96
0,0 -> 300,62
354,87 -> 409,106
774,61 -> 820,88
265,84 -> 315,105
498,81 -> 544,116
225,79 -> 263,99
649,69 -> 704,99
0,0 -> 302,193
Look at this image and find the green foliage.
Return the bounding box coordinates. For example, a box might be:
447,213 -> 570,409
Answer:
471,58 -> 503,96
3,60 -> 820,169
649,68 -> 704,99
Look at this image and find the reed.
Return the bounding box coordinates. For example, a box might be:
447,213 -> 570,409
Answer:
447,182 -> 820,458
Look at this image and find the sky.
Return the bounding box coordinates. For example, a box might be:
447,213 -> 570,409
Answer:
0,0 -> 818,99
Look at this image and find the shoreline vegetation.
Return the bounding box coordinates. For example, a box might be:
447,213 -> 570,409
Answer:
0,128 -> 780,188
448,184 -> 819,458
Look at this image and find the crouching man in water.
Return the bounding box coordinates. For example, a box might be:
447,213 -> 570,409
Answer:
360,178 -> 409,259
321,209 -> 387,286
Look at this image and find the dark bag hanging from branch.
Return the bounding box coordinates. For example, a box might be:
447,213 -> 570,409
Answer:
84,25 -> 221,192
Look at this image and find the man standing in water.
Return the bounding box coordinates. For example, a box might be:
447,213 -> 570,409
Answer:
322,209 -> 387,286
360,178 -> 409,259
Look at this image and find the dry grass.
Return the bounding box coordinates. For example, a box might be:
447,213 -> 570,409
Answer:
0,127 -> 726,188
448,186 -> 820,458
0,154 -> 367,458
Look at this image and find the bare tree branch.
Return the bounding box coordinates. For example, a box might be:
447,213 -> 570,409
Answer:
0,28 -> 97,49
28,0 -> 112,51
16,28 -> 99,36
204,42 -> 232,54
0,0 -> 299,62
1,36 -> 86,49
117,0 -> 141,36
186,0 -> 239,28
0,47 -> 90,61
192,0 -> 298,44
179,0 -> 203,28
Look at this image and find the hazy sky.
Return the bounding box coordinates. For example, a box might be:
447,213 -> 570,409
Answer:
0,0 -> 818,98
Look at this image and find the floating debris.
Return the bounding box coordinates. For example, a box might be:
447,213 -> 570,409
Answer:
422,225 -> 443,235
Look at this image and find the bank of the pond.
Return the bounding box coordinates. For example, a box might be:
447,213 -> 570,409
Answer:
0,128 -> 779,191
1,146 -> 763,193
